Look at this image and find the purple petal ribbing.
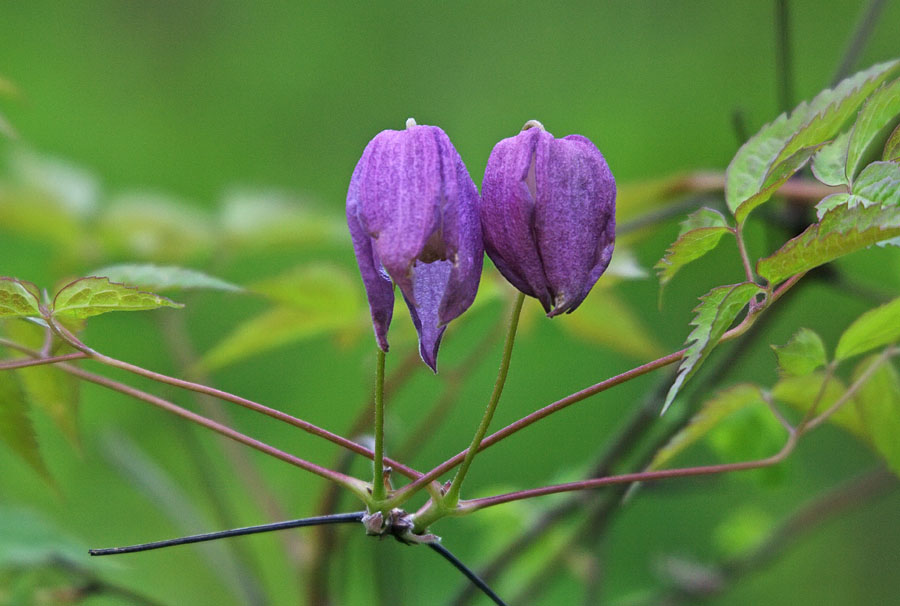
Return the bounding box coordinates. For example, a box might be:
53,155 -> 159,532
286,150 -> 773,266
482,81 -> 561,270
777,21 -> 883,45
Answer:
481,124 -> 616,316
347,122 -> 483,372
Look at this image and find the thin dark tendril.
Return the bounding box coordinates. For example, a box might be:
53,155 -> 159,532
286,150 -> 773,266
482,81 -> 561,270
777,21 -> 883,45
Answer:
89,512 -> 365,556
428,542 -> 508,606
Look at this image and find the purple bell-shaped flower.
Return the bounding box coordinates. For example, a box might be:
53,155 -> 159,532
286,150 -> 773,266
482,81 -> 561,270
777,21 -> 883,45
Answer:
347,119 -> 483,372
481,120 -> 616,316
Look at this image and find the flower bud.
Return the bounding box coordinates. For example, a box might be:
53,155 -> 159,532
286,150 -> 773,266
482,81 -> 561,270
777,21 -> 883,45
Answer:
347,119 -> 483,371
481,121 -> 616,316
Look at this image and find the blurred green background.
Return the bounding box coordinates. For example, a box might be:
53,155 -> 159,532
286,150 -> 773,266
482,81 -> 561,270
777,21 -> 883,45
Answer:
1,2 -> 899,605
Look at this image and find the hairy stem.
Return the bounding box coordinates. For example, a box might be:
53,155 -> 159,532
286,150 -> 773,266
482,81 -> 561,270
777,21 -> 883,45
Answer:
444,292 -> 525,507
372,348 -> 387,503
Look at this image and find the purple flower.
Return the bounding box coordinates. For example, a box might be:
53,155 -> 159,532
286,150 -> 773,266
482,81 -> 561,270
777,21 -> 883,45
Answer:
347,119 -> 483,372
481,120 -> 616,316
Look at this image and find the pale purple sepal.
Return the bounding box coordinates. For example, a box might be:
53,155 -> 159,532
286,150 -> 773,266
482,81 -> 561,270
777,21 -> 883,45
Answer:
481,124 -> 616,316
347,122 -> 483,371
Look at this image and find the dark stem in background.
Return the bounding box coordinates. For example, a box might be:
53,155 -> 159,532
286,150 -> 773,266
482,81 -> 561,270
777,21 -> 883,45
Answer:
429,542 -> 508,606
774,0 -> 794,112
830,0 -> 887,86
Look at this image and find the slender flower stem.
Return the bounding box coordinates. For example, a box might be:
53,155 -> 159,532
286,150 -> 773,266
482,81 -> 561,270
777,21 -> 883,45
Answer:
443,293 -> 525,507
43,318 -> 424,481
0,351 -> 87,370
372,348 -> 387,503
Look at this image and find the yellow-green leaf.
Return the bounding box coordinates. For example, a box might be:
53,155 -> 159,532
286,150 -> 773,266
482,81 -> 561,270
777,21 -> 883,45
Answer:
772,373 -> 857,433
851,356 -> 900,477
651,383 -> 766,470
0,278 -> 41,318
836,296 -> 900,361
91,264 -> 242,293
0,372 -> 52,482
772,328 -> 827,377
654,208 -> 731,292
52,277 -> 183,319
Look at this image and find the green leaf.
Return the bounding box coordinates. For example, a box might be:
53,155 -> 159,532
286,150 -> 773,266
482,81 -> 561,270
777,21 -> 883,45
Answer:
200,264 -> 363,370
772,373 -> 856,433
813,193 -> 875,220
2,320 -> 80,449
714,507 -> 774,559
90,263 -> 242,293
654,208 -> 731,291
772,328 -> 827,377
851,356 -> 900,477
757,203 -> 900,285
662,282 -> 762,413
812,130 -> 851,186
851,161 -> 900,206
726,60 -> 900,213
560,289 -> 665,360
651,383 -> 766,469
835,296 -> 900,361
734,145 -> 822,224
846,78 -> 900,182
884,122 -> 900,162
52,277 -> 183,319
0,372 -> 52,482
0,279 -> 41,318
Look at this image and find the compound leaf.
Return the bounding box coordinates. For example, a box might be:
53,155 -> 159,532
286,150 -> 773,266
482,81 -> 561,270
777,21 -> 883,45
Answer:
846,78 -> 900,181
812,130 -> 851,186
772,328 -> 827,377
757,203 -> 900,285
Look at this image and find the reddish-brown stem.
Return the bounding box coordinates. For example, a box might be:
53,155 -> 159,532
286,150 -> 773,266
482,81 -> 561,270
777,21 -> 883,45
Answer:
0,351 -> 87,370
45,320 -> 424,481
55,360 -> 370,497
390,348 -> 687,504
460,436 -> 797,511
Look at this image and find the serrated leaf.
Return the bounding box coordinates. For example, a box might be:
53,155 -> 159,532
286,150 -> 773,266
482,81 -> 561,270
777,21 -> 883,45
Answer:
846,78 -> 900,181
726,60 -> 900,213
0,278 -> 41,318
651,383 -> 766,469
734,145 -> 822,224
0,372 -> 52,482
2,320 -> 80,449
559,289 -> 665,359
772,373 -> 856,433
851,356 -> 900,477
835,296 -> 900,361
884,122 -> 900,162
851,161 -> 900,206
812,130 -> 852,186
655,208 -> 731,291
90,263 -> 242,293
662,282 -> 762,413
52,277 -> 183,319
814,193 -> 875,220
757,203 -> 900,284
772,328 -> 827,376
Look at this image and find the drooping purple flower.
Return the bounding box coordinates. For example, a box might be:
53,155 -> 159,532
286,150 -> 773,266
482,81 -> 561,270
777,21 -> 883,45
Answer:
347,118 -> 483,372
481,120 -> 616,316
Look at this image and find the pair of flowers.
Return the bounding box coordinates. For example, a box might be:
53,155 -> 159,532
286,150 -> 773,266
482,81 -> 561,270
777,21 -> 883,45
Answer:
347,118 -> 616,371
